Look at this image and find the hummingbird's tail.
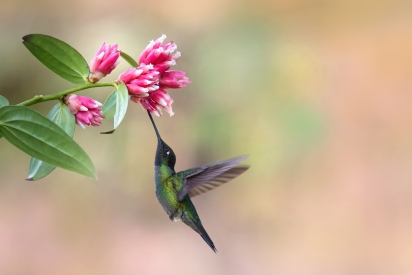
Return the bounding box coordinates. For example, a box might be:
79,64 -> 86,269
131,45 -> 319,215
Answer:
182,213 -> 217,253
198,226 -> 217,253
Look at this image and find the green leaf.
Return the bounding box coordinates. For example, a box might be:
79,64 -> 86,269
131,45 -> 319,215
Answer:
0,96 -> 8,139
47,103 -> 76,135
101,90 -> 117,120
0,106 -> 96,179
120,52 -> 138,67
100,84 -> 129,134
100,129 -> 115,135
27,104 -> 76,181
0,95 -> 9,109
22,34 -> 89,84
114,83 -> 129,129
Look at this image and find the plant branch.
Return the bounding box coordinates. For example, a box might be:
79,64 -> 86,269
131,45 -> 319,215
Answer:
17,82 -> 117,107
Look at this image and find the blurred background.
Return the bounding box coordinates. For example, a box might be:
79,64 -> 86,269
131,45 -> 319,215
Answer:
0,0 -> 412,274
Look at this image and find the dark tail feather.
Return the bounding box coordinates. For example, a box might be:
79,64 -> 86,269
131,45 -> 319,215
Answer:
197,224 -> 217,253
184,215 -> 217,253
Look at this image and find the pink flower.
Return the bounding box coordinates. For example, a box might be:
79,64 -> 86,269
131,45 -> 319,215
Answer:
139,34 -> 180,73
89,43 -> 120,83
119,35 -> 190,117
64,94 -> 104,129
159,70 -> 190,89
131,88 -> 174,117
118,64 -> 160,97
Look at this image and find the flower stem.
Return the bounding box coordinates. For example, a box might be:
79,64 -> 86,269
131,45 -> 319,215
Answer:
17,82 -> 116,107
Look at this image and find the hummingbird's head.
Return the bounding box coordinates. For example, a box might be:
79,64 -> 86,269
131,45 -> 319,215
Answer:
158,139 -> 176,170
148,111 -> 177,171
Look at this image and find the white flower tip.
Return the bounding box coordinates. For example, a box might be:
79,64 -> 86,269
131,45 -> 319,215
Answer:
164,49 -> 173,55
156,106 -> 163,116
77,121 -> 86,129
94,101 -> 102,107
153,110 -> 160,117
134,69 -> 143,76
146,40 -> 155,49
149,85 -> 159,91
159,34 -> 167,41
155,35 -> 167,44
79,106 -> 88,112
158,98 -> 167,107
97,52 -> 105,60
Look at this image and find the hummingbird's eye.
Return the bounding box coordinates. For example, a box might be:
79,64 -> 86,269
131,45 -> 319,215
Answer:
166,149 -> 170,155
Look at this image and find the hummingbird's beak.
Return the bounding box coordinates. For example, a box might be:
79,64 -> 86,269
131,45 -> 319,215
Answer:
147,111 -> 162,141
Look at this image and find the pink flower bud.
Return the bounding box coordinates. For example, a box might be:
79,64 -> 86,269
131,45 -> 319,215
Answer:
131,88 -> 174,117
149,89 -> 174,116
64,94 -> 104,129
89,43 -> 120,83
139,35 -> 180,73
160,70 -> 190,89
131,96 -> 162,117
118,64 -> 160,97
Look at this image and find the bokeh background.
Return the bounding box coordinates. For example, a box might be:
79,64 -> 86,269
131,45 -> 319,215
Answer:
0,0 -> 412,274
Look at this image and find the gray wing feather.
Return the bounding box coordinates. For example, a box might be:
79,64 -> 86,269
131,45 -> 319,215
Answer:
177,155 -> 249,201
188,166 -> 249,198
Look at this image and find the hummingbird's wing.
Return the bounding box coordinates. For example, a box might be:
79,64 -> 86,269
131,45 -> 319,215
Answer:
177,155 -> 249,201
186,165 -> 249,199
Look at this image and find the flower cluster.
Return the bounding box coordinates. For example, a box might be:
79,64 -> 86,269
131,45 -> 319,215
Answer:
65,34 -> 189,128
64,94 -> 104,129
118,35 -> 190,116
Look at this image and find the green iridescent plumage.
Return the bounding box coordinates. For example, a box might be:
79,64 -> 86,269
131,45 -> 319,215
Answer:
148,111 -> 249,252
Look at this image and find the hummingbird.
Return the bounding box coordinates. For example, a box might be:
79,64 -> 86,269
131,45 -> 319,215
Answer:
147,111 -> 250,253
